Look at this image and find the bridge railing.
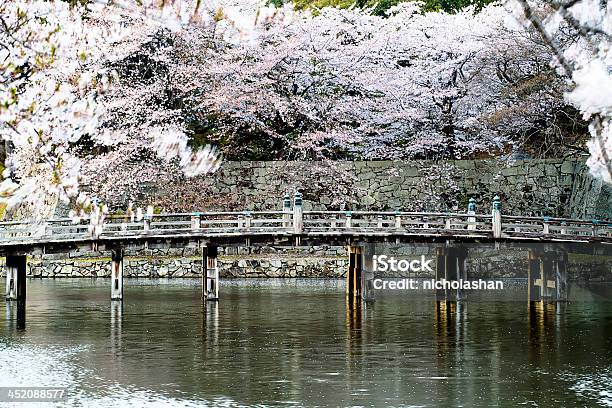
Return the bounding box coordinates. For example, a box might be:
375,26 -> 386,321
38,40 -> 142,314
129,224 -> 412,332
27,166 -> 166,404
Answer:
302,211 -> 493,234
97,211 -> 289,236
0,209 -> 609,244
501,215 -> 612,238
0,220 -> 48,242
197,211 -> 287,233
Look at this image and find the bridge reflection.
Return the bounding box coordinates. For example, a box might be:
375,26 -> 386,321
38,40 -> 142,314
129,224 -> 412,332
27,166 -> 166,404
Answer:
111,301 -> 123,356
4,299 -> 26,330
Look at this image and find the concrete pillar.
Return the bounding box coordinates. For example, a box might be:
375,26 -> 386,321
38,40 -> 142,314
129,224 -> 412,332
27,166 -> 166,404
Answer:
435,247 -> 447,301
394,211 -> 402,229
444,249 -> 457,300
5,255 -> 26,301
347,246 -> 363,299
542,217 -> 550,234
191,213 -> 201,229
467,197 -> 476,230
292,192 -> 303,234
283,194 -> 292,229
244,211 -> 252,230
361,243 -> 375,302
203,245 -> 219,301
541,256 -> 554,300
455,248 -> 468,301
110,247 -> 124,301
345,211 -> 352,228
555,253 -> 568,301
492,195 -> 502,238
527,250 -> 541,301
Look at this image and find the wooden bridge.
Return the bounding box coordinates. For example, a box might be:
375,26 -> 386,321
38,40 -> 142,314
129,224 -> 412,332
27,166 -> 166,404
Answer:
2,194 -> 611,303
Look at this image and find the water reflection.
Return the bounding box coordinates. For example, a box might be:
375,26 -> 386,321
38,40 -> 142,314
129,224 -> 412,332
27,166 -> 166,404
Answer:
202,301 -> 219,350
0,278 -> 611,407
110,301 -> 122,354
4,299 -> 26,331
345,296 -> 363,343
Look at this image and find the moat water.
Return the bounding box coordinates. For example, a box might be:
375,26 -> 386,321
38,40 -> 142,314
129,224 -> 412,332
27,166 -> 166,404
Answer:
1,278 -> 612,407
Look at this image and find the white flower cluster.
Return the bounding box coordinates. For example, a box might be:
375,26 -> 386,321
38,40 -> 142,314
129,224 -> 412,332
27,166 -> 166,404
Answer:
0,0 -> 241,221
513,0 -> 612,182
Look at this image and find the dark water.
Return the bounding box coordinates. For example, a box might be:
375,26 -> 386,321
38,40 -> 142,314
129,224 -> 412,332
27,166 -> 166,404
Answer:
1,278 -> 612,407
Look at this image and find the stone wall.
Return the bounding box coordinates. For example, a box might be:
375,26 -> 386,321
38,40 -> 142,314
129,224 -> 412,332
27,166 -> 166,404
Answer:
569,161 -> 612,220
2,245 -> 610,280
151,159 -> 611,220
2,247 -> 348,279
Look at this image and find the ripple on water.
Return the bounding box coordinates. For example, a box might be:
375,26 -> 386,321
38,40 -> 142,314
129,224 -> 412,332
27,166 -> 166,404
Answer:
561,367 -> 612,407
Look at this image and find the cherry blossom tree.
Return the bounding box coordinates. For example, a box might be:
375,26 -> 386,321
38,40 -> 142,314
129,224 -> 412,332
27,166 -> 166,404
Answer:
2,0 -> 604,219
162,3 -> 582,161
511,0 -> 612,182
0,0 -> 242,220
75,1 -> 595,210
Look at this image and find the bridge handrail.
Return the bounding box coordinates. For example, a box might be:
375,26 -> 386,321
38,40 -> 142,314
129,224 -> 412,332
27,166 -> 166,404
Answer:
9,212 -> 608,225
0,208 -> 609,246
303,211 -> 492,218
501,215 -> 611,225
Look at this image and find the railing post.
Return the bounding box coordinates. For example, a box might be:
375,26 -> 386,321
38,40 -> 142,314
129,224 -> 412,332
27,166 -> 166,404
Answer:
592,220 -> 599,237
345,211 -> 352,229
143,215 -> 151,232
467,198 -> 476,231
543,216 -> 550,234
244,211 -> 252,230
292,192 -> 303,234
283,194 -> 292,229
395,211 -> 402,229
191,213 -> 201,230
377,215 -> 383,229
492,195 -> 502,238
560,221 -> 567,235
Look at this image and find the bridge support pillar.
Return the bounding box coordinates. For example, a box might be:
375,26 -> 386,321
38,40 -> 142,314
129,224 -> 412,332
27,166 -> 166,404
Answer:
5,255 -> 26,301
540,256 -> 554,300
203,245 -> 219,301
555,253 -> 568,301
435,247 -> 468,301
347,246 -> 363,299
528,250 -> 568,302
527,250 -> 541,301
361,243 -> 375,302
455,248 -> 468,301
110,247 -> 124,301
435,248 -> 447,301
